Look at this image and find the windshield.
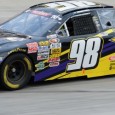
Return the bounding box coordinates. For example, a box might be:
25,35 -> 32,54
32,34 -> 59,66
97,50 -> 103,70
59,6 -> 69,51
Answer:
0,10 -> 59,37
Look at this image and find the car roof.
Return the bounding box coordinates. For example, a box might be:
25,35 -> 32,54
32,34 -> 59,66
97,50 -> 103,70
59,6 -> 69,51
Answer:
30,0 -> 113,14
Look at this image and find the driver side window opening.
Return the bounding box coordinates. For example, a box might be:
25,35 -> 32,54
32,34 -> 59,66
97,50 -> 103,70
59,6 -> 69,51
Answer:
58,13 -> 97,37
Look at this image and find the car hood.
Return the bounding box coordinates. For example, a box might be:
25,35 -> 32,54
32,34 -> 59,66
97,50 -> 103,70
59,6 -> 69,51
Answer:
0,32 -> 34,52
0,34 -> 31,45
0,36 -> 27,45
0,31 -> 48,54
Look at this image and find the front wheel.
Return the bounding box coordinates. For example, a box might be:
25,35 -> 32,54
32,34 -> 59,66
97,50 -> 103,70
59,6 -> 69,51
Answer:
0,53 -> 33,90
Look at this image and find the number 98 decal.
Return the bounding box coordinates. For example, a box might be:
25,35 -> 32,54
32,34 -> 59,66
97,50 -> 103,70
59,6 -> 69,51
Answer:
66,37 -> 103,72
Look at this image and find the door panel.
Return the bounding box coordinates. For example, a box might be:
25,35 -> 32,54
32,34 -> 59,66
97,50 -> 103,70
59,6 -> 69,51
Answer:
34,9 -> 115,81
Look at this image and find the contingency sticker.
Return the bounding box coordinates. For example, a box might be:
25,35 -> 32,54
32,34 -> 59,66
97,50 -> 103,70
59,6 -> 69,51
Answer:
49,62 -> 60,67
109,56 -> 115,70
49,38 -> 60,43
38,46 -> 49,53
37,41 -> 50,61
39,41 -> 49,46
51,48 -> 61,54
36,62 -> 45,71
26,42 -> 38,53
48,42 -> 62,67
48,57 -> 60,63
50,43 -> 61,49
37,53 -> 49,60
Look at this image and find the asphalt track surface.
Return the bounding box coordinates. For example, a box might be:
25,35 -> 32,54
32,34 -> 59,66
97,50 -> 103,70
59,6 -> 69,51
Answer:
0,0 -> 115,115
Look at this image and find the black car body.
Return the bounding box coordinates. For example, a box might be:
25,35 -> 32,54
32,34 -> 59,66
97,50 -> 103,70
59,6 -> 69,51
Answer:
0,0 -> 115,90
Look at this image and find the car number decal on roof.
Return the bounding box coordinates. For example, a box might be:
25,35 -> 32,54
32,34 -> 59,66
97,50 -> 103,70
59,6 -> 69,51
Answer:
45,1 -> 97,12
67,1 -> 88,7
45,3 -> 61,8
56,2 -> 76,11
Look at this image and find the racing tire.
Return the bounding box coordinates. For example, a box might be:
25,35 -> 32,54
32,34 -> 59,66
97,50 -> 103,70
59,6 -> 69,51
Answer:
0,53 -> 33,90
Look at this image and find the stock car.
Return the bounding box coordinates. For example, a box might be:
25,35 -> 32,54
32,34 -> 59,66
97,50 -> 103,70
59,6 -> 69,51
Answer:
0,0 -> 115,90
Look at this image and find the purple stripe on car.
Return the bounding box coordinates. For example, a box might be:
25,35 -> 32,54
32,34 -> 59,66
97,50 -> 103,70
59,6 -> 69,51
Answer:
35,60 -> 72,81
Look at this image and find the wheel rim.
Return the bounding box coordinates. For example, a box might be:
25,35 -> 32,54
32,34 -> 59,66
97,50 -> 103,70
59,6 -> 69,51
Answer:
8,60 -> 26,82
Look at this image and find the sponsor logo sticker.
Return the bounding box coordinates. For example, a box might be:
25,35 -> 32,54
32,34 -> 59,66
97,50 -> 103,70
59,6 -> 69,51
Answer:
109,56 -> 115,61
50,43 -> 61,49
26,42 -> 38,53
31,10 -> 51,17
110,63 -> 115,70
37,53 -> 49,60
49,38 -> 60,43
38,46 -> 49,53
48,57 -> 60,63
50,54 -> 61,58
36,62 -> 45,70
39,41 -> 49,46
49,62 -> 59,67
51,48 -> 61,54
8,48 -> 26,54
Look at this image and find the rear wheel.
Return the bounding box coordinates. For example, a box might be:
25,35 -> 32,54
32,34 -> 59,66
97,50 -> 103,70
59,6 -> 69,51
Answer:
0,53 -> 33,90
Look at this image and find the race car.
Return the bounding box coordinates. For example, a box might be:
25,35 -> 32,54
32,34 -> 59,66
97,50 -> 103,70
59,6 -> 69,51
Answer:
0,0 -> 115,90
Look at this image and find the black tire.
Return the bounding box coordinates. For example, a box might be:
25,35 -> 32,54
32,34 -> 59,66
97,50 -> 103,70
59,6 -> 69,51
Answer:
0,53 -> 33,90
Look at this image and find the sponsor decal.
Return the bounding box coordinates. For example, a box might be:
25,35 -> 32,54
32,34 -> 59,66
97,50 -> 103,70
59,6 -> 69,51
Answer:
50,43 -> 61,49
38,51 -> 49,55
109,56 -> 115,61
37,53 -> 49,60
8,48 -> 26,54
51,15 -> 62,20
31,10 -> 51,17
48,57 -> 60,63
109,56 -> 115,70
48,53 -> 60,67
51,48 -> 61,54
50,54 -> 61,58
38,46 -> 49,53
110,63 -> 115,70
49,62 -> 59,67
39,41 -> 49,46
26,42 -> 38,53
36,62 -> 45,70
49,38 -> 60,43
37,45 -> 50,60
